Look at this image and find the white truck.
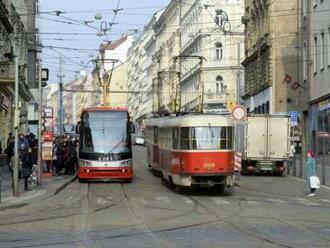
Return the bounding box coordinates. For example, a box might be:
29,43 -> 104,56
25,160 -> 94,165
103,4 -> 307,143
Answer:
237,115 -> 290,175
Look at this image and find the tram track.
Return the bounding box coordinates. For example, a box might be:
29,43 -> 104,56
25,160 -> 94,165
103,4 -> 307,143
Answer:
122,183 -> 179,248
186,195 -> 293,248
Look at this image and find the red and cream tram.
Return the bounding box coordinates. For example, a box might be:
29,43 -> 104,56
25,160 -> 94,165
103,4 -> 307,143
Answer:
78,107 -> 133,182
145,114 -> 235,190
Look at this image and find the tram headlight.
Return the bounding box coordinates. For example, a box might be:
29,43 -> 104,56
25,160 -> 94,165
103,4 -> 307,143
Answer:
120,159 -> 132,167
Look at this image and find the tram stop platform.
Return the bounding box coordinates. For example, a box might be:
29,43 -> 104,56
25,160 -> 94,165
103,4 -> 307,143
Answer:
0,158 -> 76,210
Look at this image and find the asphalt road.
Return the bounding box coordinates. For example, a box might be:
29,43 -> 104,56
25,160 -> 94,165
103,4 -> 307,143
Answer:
0,146 -> 330,248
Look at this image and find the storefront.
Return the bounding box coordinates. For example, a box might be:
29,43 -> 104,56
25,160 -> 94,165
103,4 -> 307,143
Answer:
0,91 -> 12,148
310,97 -> 330,159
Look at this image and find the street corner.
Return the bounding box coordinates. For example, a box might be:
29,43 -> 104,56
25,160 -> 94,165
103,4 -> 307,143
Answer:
0,189 -> 46,210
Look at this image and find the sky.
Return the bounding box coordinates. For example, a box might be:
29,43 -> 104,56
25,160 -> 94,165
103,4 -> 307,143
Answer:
39,0 -> 170,84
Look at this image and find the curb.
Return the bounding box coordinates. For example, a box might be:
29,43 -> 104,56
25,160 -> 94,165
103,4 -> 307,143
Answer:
288,175 -> 330,190
54,173 -> 77,195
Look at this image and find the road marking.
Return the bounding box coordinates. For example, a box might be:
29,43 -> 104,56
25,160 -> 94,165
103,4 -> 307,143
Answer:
156,196 -> 170,203
184,197 -> 194,204
293,198 -> 320,206
139,198 -> 148,205
245,200 -> 261,205
96,197 -> 107,205
266,198 -> 286,204
320,199 -> 330,203
211,198 -> 230,205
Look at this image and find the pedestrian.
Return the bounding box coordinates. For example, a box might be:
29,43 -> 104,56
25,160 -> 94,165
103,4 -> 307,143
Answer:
55,138 -> 64,175
0,132 -> 3,154
288,143 -> 296,168
305,150 -> 317,197
18,133 -> 29,152
7,132 -> 13,147
21,147 -> 33,191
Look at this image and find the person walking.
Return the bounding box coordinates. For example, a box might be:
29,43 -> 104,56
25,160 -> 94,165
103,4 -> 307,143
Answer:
305,150 -> 317,197
21,147 -> 33,191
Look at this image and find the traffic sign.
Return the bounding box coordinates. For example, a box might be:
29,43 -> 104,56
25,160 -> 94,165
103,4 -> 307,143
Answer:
234,152 -> 242,172
289,111 -> 298,127
231,105 -> 247,121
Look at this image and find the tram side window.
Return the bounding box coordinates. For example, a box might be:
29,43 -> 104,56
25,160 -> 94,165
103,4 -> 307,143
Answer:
172,128 -> 179,149
226,127 -> 233,149
180,127 -> 190,149
154,127 -> 158,144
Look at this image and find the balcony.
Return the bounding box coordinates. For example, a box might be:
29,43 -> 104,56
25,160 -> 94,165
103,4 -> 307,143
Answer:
0,61 -> 15,86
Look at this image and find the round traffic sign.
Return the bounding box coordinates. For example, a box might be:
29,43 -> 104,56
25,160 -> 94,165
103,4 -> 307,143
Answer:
231,105 -> 247,121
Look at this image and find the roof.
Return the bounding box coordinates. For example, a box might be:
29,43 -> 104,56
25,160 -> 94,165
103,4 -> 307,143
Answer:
146,114 -> 233,128
83,107 -> 128,112
100,35 -> 128,51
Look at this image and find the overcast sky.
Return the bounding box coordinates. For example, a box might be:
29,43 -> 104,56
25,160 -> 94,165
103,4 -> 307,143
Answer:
39,0 -> 169,84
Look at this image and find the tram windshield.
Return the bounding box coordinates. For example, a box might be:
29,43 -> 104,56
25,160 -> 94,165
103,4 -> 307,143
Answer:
180,127 -> 233,150
80,111 -> 130,155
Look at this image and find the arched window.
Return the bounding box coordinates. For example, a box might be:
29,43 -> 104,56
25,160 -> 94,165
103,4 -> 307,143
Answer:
215,9 -> 228,26
215,42 -> 223,60
216,76 -> 225,94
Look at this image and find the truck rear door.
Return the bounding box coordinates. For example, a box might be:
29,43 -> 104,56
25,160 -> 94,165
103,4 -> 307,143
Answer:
246,116 -> 267,159
267,116 -> 289,159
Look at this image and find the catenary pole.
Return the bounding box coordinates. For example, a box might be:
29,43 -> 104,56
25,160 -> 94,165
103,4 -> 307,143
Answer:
13,56 -> 19,196
57,56 -> 64,136
37,59 -> 42,185
236,42 -> 241,105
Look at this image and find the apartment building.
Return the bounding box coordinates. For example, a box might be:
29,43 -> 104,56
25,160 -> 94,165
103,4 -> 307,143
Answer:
309,0 -> 330,156
242,0 -> 304,114
180,0 -> 244,112
127,9 -> 163,121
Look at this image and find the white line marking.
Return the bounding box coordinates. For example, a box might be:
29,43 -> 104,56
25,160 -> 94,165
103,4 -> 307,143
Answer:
294,198 -> 320,206
139,198 -> 148,205
184,198 -> 194,204
212,198 -> 231,205
156,196 -> 170,203
266,198 -> 286,204
245,200 -> 261,205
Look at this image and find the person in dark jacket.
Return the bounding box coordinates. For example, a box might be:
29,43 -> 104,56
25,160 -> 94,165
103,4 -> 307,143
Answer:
305,150 -> 317,197
21,147 -> 33,191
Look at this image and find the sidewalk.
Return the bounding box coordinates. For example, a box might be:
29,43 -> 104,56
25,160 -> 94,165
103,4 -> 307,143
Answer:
287,155 -> 330,187
0,164 -> 76,208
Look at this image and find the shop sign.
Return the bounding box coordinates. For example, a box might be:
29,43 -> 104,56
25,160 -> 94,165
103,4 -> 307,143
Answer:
319,99 -> 330,111
43,107 -> 53,118
42,141 -> 53,161
0,93 -> 10,111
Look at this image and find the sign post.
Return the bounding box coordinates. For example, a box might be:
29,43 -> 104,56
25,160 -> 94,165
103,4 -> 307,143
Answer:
231,105 -> 247,180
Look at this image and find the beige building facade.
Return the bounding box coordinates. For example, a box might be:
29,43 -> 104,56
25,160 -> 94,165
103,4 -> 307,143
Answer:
242,0 -> 305,115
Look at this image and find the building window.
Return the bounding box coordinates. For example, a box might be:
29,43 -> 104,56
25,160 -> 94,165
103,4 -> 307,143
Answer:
215,10 -> 228,26
215,42 -> 223,60
303,41 -> 307,80
303,0 -> 307,17
328,28 -> 330,67
314,37 -> 318,74
321,32 -> 324,70
216,76 -> 225,94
